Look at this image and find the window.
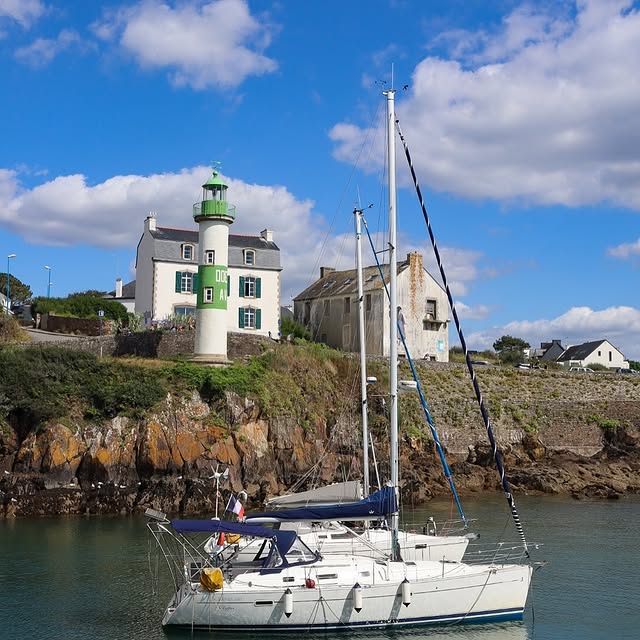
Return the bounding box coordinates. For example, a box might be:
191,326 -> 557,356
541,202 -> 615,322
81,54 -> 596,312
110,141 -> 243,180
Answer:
238,307 -> 261,330
239,276 -> 261,298
598,350 -> 602,357
182,244 -> 194,260
204,287 -> 213,303
174,306 -> 196,317
609,351 -> 612,362
205,250 -> 215,264
426,299 -> 436,319
244,250 -> 255,265
175,271 -> 197,294
365,294 -> 372,312
344,297 -> 351,314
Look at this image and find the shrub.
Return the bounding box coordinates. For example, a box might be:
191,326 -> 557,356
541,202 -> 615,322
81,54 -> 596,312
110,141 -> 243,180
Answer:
32,295 -> 128,322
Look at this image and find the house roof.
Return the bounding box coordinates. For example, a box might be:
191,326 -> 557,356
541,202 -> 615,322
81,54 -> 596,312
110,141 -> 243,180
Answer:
107,280 -> 136,299
150,227 -> 280,251
294,264 -> 390,301
294,257 -> 443,301
557,339 -> 611,362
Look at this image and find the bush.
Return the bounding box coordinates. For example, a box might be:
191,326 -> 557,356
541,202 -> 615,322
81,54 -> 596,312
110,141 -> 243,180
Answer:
281,316 -> 311,341
32,295 -> 128,322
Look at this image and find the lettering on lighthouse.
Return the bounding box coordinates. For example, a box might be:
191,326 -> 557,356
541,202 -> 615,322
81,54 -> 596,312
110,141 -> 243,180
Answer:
198,265 -> 228,310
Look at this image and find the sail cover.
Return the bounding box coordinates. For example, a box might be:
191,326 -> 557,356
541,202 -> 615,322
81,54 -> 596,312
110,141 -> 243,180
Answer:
247,486 -> 397,522
265,480 -> 362,509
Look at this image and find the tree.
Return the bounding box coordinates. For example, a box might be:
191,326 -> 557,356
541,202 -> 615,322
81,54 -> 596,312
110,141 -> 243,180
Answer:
2,274 -> 32,304
493,334 -> 530,365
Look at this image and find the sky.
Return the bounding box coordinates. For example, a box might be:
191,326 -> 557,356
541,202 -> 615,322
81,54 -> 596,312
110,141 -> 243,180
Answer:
0,0 -> 639,359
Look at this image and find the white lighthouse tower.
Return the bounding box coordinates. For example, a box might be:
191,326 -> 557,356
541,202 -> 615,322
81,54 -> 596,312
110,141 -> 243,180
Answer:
192,171 -> 235,363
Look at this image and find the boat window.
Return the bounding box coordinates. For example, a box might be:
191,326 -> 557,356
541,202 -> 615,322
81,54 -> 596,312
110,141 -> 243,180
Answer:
359,571 -> 370,577
282,577 -> 295,583
317,535 -> 328,539
415,544 -> 429,549
330,533 -> 353,540
318,573 -> 338,580
254,601 -> 274,607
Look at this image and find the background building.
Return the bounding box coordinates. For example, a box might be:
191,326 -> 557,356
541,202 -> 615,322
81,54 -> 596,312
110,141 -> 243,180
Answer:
134,215 -> 281,337
294,252 -> 449,360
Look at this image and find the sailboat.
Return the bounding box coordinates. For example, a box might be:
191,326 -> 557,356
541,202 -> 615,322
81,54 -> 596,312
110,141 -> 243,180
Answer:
146,86 -> 534,631
239,205 -> 472,564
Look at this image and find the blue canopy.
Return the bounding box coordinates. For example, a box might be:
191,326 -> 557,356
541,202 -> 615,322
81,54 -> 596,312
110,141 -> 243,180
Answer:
170,519 -> 298,558
246,486 -> 398,522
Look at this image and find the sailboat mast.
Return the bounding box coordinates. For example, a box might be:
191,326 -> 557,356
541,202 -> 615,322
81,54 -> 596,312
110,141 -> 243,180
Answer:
384,86 -> 400,559
355,207 -> 370,498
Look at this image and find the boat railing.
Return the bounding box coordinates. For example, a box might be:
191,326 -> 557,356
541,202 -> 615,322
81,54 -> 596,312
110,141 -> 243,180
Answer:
402,517 -> 477,537
463,540 -> 541,565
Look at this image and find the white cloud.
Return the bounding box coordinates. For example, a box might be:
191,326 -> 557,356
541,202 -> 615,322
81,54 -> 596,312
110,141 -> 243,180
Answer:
608,237 -> 640,259
0,166 -> 329,302
331,1 -> 640,211
466,306 -> 640,360
14,29 -> 86,67
455,301 -> 493,321
0,0 -> 44,28
93,0 -> 278,90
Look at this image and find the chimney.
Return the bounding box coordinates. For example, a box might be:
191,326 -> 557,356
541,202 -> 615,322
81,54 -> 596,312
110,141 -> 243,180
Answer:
260,228 -> 273,242
320,267 -> 335,279
115,278 -> 123,298
552,339 -> 563,346
145,212 -> 157,232
407,252 -> 423,270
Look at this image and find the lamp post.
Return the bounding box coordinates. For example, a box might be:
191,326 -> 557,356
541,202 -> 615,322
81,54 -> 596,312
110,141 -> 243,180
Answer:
6,254 -> 16,314
45,265 -> 52,298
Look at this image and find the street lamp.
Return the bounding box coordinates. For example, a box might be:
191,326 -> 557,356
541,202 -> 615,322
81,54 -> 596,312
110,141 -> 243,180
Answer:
45,265 -> 52,298
6,254 -> 16,314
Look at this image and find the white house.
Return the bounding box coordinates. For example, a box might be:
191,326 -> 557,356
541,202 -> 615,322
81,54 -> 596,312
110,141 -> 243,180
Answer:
104,279 -> 136,313
134,215 -> 282,337
293,252 -> 449,360
557,339 -> 629,369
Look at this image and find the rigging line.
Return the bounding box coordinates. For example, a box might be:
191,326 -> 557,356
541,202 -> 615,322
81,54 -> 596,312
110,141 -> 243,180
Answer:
394,118 -> 529,556
360,214 -> 467,527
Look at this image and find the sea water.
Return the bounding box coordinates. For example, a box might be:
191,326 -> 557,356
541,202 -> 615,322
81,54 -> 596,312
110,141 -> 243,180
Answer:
0,495 -> 638,640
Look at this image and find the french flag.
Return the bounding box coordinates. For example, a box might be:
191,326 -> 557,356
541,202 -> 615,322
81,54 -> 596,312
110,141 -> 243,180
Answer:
226,494 -> 245,519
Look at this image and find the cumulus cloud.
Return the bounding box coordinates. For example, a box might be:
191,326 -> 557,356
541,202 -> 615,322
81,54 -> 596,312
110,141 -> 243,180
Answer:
466,306 -> 640,360
0,0 -> 44,29
331,1 -> 640,211
93,0 -> 278,90
14,29 -> 87,67
0,166 -> 332,302
608,237 -> 640,259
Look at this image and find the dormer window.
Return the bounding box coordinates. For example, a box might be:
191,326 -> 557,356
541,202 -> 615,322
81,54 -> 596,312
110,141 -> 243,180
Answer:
244,249 -> 255,266
182,244 -> 194,260
205,250 -> 215,265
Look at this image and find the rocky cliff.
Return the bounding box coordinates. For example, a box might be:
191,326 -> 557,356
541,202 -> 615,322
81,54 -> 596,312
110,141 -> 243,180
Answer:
1,345 -> 639,518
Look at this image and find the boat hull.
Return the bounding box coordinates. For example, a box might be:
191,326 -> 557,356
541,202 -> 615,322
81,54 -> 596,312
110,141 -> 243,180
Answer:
163,563 -> 532,631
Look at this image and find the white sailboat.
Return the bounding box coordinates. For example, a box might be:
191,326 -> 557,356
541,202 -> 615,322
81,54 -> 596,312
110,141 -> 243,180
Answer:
147,85 -> 534,631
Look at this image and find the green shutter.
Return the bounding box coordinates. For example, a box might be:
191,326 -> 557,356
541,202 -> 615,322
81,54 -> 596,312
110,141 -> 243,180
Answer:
255,308 -> 261,330
192,273 -> 198,293
175,271 -> 182,293
256,277 -> 262,299
238,308 -> 245,328
239,276 -> 245,298
227,275 -> 230,296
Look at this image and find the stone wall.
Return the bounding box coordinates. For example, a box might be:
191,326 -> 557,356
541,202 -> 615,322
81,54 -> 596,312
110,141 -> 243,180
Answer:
41,313 -> 115,336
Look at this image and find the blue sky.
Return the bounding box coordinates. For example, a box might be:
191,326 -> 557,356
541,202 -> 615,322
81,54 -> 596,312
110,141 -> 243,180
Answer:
1,0 -> 639,358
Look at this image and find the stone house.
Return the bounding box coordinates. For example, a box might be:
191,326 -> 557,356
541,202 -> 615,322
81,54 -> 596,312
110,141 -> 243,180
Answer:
293,252 -> 449,360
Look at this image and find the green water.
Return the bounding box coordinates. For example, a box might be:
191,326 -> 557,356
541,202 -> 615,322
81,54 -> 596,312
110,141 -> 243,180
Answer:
0,495 -> 638,640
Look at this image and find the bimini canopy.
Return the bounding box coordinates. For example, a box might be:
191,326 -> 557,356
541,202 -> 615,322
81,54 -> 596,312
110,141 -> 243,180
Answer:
171,519 -> 297,558
246,486 -> 397,523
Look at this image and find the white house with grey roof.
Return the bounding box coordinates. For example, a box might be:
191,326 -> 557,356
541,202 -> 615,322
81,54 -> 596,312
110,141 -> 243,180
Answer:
294,252 -> 449,360
134,215 -> 282,337
556,339 -> 629,369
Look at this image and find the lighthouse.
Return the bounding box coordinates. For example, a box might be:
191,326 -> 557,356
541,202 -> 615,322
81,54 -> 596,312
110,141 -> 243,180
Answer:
192,171 -> 235,363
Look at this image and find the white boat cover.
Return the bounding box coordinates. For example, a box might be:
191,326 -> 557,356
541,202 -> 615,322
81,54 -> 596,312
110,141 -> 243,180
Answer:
265,481 -> 362,509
